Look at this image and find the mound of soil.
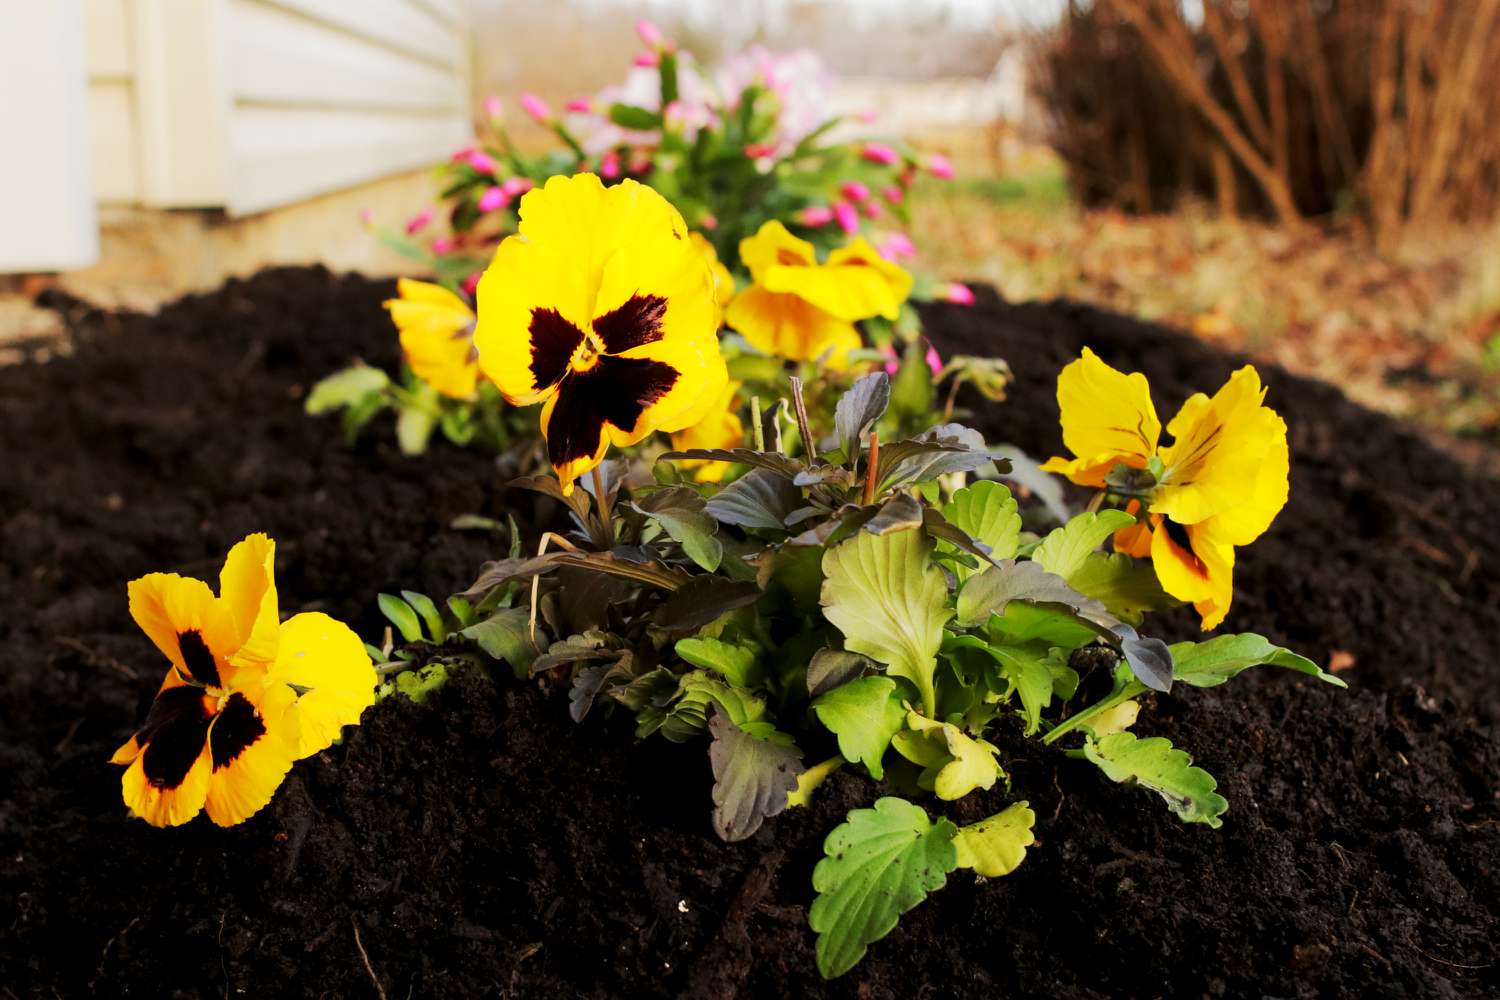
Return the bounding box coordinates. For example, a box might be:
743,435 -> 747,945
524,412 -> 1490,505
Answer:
1,269 -> 1495,998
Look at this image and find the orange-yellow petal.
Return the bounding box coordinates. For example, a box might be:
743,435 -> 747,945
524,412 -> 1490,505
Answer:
1148,517 -> 1235,630
203,680 -> 300,827
1153,366 -> 1279,526
725,285 -> 861,367
220,533 -> 280,674
266,612 -> 377,759
127,573 -> 239,687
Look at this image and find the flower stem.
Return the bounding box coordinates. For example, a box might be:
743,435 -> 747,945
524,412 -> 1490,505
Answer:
750,395 -> 765,451
788,375 -> 815,462
863,430 -> 880,505
591,465 -> 613,544
1041,680 -> 1147,746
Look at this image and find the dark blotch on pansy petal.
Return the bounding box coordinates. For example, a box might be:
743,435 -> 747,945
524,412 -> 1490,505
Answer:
177,629 -> 220,687
1162,518 -> 1208,576
210,692 -> 266,769
529,308 -> 586,390
547,354 -> 678,465
138,686 -> 213,789
592,294 -> 668,354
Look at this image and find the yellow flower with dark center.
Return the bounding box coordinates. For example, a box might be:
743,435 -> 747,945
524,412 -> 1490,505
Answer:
384,279 -> 481,399
1042,348 -> 1289,630
670,380 -> 744,482
474,174 -> 727,495
689,232 -> 735,325
725,221 -> 913,367
109,534 -> 376,827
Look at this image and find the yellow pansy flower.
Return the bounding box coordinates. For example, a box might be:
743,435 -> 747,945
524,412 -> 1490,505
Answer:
725,221 -> 913,367
690,232 -> 735,325
670,380 -> 744,482
1043,349 -> 1289,630
384,278 -> 481,399
474,174 -> 727,495
110,535 -> 376,827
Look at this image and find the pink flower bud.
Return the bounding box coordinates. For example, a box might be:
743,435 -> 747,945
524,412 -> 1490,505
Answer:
925,344 -> 943,377
861,142 -> 899,165
699,213 -> 718,231
926,153 -> 955,180
898,167 -> 917,188
477,185 -> 507,213
466,151 -> 497,175
519,92 -> 551,123
450,144 -> 477,163
405,208 -> 435,235
877,232 -> 916,261
431,236 -> 454,255
564,97 -> 593,114
600,150 -> 622,180
463,271 -> 482,296
943,282 -> 976,306
501,176 -> 534,198
743,142 -> 777,159
880,344 -> 899,376
862,200 -> 881,220
358,208 -> 374,227
636,18 -> 667,49
798,205 -> 835,227
882,185 -> 904,205
856,109 -> 879,125
834,201 -> 860,235
634,51 -> 660,68
482,96 -> 504,120
840,180 -> 870,202
629,154 -> 653,176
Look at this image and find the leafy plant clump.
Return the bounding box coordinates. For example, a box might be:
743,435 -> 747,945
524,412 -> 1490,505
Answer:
401,365 -> 1341,979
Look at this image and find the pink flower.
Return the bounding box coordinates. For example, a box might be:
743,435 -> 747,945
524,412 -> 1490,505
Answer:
879,344 -> 899,376
600,150 -> 622,179
519,92 -> 551,123
466,151 -> 497,175
565,97 -> 594,114
833,201 -> 860,235
636,19 -> 668,50
462,271 -> 482,296
861,142 -> 899,165
925,344 -> 943,377
449,144 -> 477,163
856,109 -> 879,125
501,176 -> 534,198
882,185 -> 904,205
431,236 -> 454,255
482,96 -> 504,120
405,208 -> 435,235
798,205 -> 835,227
926,153 -> 955,180
699,213 -> 718,231
743,142 -> 777,159
877,232 -> 916,261
862,200 -> 881,220
634,51 -> 660,68
358,208 -> 374,227
840,180 -> 870,202
477,185 -> 507,213
943,282 -> 976,306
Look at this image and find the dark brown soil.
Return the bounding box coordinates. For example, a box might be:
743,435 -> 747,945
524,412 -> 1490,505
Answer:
2,269 -> 1496,998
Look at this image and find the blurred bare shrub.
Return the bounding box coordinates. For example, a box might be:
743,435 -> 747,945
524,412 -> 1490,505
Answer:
1033,0 -> 1500,246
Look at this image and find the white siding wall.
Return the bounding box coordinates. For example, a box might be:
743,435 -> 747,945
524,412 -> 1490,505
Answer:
82,0 -> 470,216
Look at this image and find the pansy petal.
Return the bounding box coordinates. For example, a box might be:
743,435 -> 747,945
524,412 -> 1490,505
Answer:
614,330 -> 729,436
1045,348 -> 1161,488
765,237 -> 911,321
1202,411 -> 1289,547
539,388 -> 612,494
128,573 -> 238,687
122,744 -> 212,827
267,613 -> 377,759
119,685 -> 216,827
738,220 -> 816,283
399,321 -> 481,399
725,286 -> 861,367
1149,518 -> 1235,630
220,534 -> 280,673
204,681 -> 300,827
390,277 -> 471,313
826,237 -> 915,307
1153,366 -> 1276,525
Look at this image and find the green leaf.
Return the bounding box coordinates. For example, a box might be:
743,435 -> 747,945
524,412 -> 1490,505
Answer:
942,480 -> 1021,562
956,558 -> 1112,628
400,590 -> 445,642
460,607 -> 540,675
812,676 -> 906,780
806,648 -> 872,698
657,670 -> 767,742
892,712 -> 1003,800
651,577 -> 761,632
708,713 -> 803,842
953,801 -> 1036,877
395,402 -> 436,455
305,365 -> 389,415
834,371 -> 890,464
608,102 -> 661,130
1031,509 -> 1136,581
377,593 -> 423,643
820,528 -> 953,717
633,486 -> 723,572
1082,732 -> 1229,827
384,663 -> 450,704
989,644 -> 1054,735
1068,551 -> 1172,625
888,341 -> 934,423
809,797 -> 959,979
675,635 -> 761,688
1169,633 -> 1347,689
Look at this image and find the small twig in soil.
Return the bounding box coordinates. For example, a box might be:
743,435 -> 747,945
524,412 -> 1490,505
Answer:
1412,945 -> 1491,971
529,531 -> 582,643
352,918 -> 388,1000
